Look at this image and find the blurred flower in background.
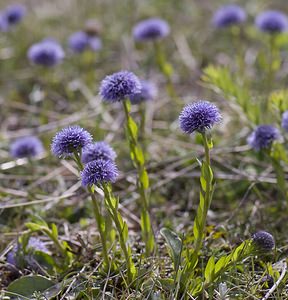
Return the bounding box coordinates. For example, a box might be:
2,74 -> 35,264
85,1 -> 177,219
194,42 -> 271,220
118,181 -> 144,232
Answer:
27,38 -> 65,67
0,3 -> 26,31
129,80 -> 157,104
10,136 -> 44,159
212,4 -> 246,28
68,31 -> 102,53
255,10 -> 288,33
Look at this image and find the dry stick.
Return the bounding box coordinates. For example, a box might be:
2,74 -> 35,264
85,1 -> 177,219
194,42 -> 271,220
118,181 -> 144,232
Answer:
262,261 -> 287,300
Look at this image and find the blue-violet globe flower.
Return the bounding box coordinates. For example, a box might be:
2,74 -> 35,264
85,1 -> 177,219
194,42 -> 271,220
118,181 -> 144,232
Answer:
68,31 -> 102,53
4,4 -> 26,26
252,231 -> 275,251
130,80 -> 157,104
281,111 -> 288,132
27,39 -> 65,67
179,101 -> 222,134
81,159 -> 118,186
99,70 -> 141,102
212,4 -> 246,28
133,18 -> 170,41
82,141 -> 117,164
255,10 -> 288,33
51,125 -> 92,158
10,136 -> 44,159
247,125 -> 280,151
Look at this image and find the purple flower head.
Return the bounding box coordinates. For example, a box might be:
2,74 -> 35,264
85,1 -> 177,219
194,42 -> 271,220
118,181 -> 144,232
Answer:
133,18 -> 170,41
51,125 -> 92,158
4,4 -> 26,26
255,10 -> 288,33
10,136 -> 44,159
82,141 -> 117,164
7,237 -> 49,269
212,4 -> 246,28
68,31 -> 102,53
129,80 -> 157,104
27,39 -> 65,67
252,231 -> 275,251
179,101 -> 222,134
247,125 -> 280,151
99,71 -> 141,103
281,111 -> 288,132
81,159 -> 118,186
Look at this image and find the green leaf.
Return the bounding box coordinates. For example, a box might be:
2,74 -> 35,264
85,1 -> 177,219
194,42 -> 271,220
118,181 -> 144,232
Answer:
6,275 -> 54,298
215,256 -> 228,274
51,223 -> 58,239
127,116 -> 138,141
25,222 -> 44,232
204,255 -> 215,282
140,168 -> 149,189
160,227 -> 182,273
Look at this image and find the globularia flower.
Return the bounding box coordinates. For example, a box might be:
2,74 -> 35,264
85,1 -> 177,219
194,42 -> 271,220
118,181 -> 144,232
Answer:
252,231 -> 275,251
99,71 -> 141,102
10,136 -> 44,159
7,237 -> 49,269
129,80 -> 157,104
133,18 -> 170,41
255,11 -> 288,33
51,125 -> 92,158
281,111 -> 288,132
4,4 -> 26,26
68,31 -> 102,53
247,125 -> 280,151
81,159 -> 118,186
179,101 -> 222,134
212,4 -> 246,28
82,141 -> 117,164
27,39 -> 65,67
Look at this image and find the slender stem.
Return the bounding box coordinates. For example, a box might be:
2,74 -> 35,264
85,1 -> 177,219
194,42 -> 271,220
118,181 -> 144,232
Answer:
122,99 -> 154,255
102,183 -> 133,283
72,152 -> 110,267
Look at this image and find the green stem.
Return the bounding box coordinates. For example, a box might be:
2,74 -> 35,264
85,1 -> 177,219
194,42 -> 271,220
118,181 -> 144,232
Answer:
73,152 -> 110,267
122,99 -> 155,256
102,183 -> 133,283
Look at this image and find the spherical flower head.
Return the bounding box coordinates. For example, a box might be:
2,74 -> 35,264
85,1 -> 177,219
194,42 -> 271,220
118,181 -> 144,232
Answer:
27,39 -> 65,67
252,231 -> 275,251
82,141 -> 117,164
51,125 -> 92,158
179,101 -> 222,134
129,80 -> 157,104
212,4 -> 246,28
133,18 -> 170,41
4,4 -> 26,25
281,111 -> 288,132
68,31 -> 102,53
99,71 -> 141,103
0,13 -> 9,32
7,237 -> 49,268
81,159 -> 118,186
247,125 -> 280,151
255,10 -> 288,33
10,136 -> 44,159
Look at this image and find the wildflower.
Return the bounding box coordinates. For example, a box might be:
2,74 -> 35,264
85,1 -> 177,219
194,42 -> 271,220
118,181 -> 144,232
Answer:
281,111 -> 288,132
81,159 -> 118,186
82,141 -> 117,164
255,11 -> 288,33
212,4 -> 246,28
179,101 -> 222,134
247,125 -> 280,151
68,31 -> 102,53
27,39 -> 65,67
10,136 -> 44,159
7,237 -> 49,269
252,231 -> 275,251
4,4 -> 26,26
129,80 -> 157,104
99,70 -> 141,103
51,125 -> 92,158
133,18 -> 170,41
